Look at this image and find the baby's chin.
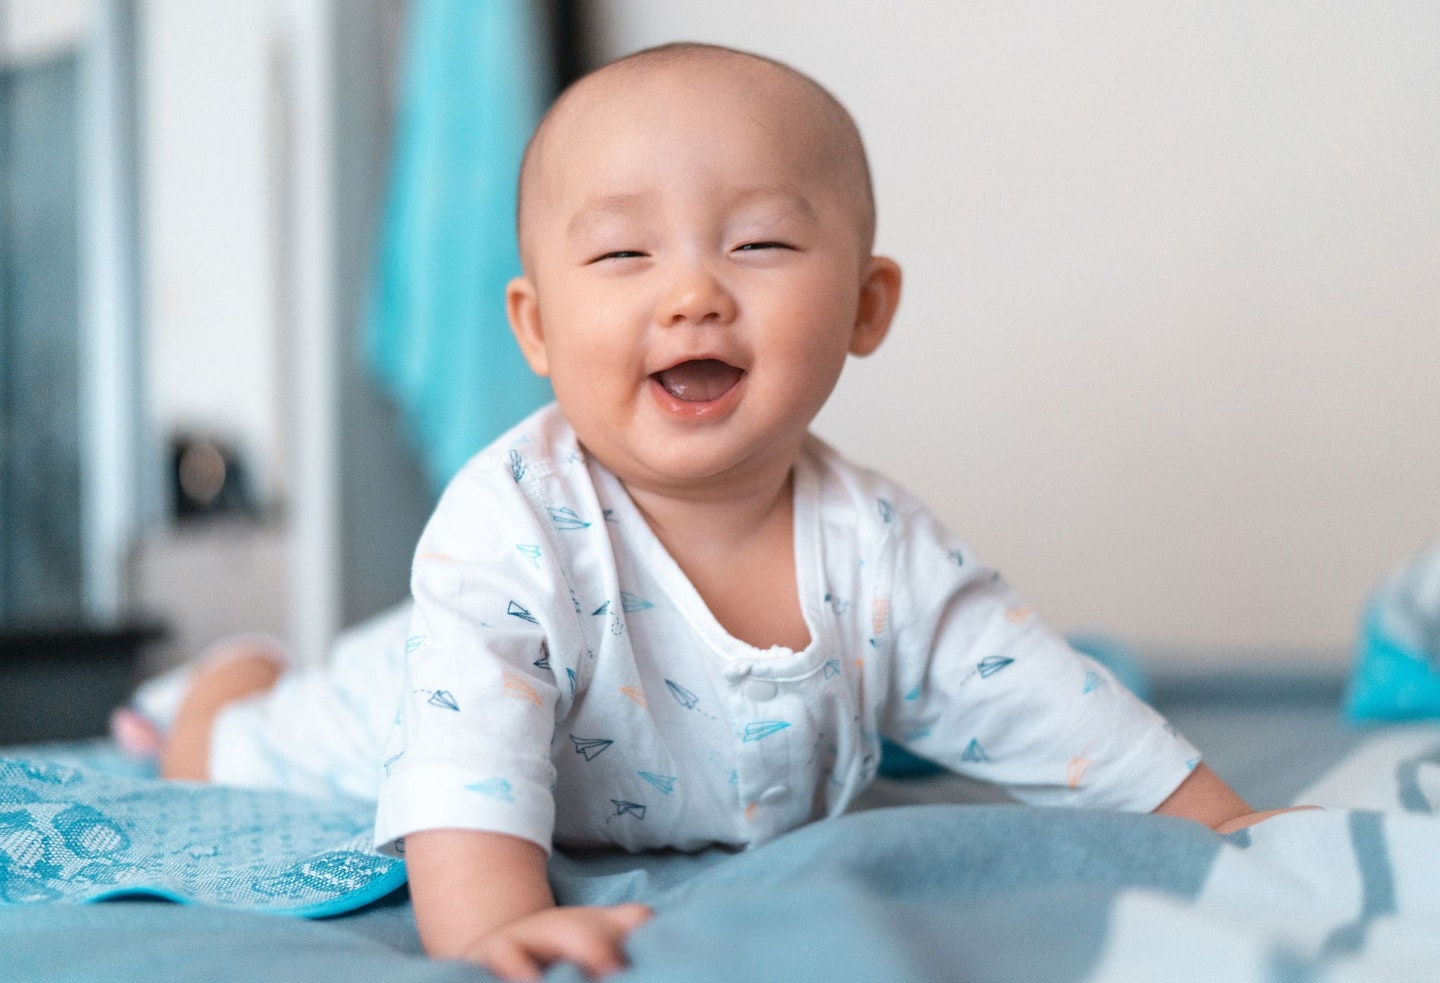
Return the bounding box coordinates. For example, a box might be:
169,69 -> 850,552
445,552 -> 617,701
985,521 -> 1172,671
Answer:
582,431 -> 805,504
585,442 -> 739,495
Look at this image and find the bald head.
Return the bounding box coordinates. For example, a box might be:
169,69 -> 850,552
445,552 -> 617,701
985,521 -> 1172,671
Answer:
516,43 -> 876,271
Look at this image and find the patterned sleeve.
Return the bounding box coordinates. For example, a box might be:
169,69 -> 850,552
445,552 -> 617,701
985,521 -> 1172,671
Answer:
373,458 -> 565,855
878,499 -> 1200,812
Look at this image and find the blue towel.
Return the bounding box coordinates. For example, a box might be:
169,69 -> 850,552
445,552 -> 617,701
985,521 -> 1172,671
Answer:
0,757 -> 402,917
366,0 -> 554,492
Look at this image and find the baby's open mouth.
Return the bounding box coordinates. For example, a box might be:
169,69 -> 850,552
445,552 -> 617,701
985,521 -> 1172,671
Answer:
652,359 -> 745,403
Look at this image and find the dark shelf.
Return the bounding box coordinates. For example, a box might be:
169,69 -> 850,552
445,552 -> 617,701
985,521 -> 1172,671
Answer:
0,620 -> 167,745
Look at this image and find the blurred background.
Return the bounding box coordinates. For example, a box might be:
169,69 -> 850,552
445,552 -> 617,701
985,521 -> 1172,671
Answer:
1,0 -> 1436,742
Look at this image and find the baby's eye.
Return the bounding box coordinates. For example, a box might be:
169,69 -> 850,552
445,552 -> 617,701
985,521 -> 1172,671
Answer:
734,241 -> 793,252
588,250 -> 647,264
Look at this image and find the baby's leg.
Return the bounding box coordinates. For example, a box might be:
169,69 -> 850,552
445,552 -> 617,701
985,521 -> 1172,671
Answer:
159,644 -> 286,781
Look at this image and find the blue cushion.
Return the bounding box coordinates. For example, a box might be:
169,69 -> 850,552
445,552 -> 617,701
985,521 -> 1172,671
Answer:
1344,602 -> 1440,722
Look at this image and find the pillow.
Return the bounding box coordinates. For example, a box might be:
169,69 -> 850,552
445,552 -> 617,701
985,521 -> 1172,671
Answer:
1344,545 -> 1440,723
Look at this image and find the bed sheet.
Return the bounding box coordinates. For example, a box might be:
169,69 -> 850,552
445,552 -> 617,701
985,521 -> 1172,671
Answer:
8,667 -> 1435,983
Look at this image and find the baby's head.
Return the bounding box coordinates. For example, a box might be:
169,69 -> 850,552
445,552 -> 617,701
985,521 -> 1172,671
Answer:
506,43 -> 902,498
516,43 -> 879,269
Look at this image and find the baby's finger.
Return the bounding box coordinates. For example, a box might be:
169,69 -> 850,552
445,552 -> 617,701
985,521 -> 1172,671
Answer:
477,936 -> 543,983
526,924 -> 629,979
575,905 -> 652,977
604,903 -> 654,930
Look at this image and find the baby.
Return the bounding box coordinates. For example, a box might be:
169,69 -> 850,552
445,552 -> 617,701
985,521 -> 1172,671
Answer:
143,42 -> 1291,981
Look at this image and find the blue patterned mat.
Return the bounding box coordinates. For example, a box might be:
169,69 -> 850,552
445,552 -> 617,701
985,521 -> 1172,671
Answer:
0,756 -> 404,917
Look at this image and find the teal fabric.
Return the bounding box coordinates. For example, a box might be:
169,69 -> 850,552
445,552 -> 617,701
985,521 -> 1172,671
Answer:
1344,546 -> 1440,723
0,757 -> 402,916
1344,602 -> 1440,722
366,0 -> 553,492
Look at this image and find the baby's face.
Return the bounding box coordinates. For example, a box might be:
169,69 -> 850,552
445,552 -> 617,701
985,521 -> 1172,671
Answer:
508,61 -> 897,497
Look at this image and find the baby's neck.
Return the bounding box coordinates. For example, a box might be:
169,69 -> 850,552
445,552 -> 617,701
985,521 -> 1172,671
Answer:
626,467 -> 790,548
624,465 -> 810,652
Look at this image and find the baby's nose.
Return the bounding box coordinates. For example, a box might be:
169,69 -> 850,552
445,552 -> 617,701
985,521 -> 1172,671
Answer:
658,262 -> 737,326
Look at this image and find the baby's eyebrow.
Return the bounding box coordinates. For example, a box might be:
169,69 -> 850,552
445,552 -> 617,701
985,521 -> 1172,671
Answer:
564,186 -> 821,239
728,186 -> 819,220
567,193 -> 651,237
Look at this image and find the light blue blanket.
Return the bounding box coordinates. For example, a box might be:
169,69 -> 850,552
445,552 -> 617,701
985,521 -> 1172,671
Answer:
4,728 -> 1440,981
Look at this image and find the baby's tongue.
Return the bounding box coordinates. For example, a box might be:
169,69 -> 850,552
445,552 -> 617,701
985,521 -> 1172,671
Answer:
655,359 -> 743,402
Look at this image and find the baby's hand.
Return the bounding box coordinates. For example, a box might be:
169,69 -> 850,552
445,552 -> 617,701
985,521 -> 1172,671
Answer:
462,902 -> 653,982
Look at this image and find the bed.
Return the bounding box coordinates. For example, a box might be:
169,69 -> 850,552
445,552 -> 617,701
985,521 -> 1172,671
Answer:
9,651 -> 1440,983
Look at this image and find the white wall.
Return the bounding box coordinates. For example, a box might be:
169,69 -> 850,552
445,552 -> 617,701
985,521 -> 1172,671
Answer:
590,1 -> 1440,662
132,0 -> 323,664
140,0 -> 286,505
0,0 -> 91,65
131,0 -> 405,666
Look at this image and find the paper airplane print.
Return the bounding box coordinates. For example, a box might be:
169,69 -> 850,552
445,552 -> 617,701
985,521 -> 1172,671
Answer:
637,772 -> 676,795
961,738 -> 989,763
620,592 -> 654,613
548,506 -> 591,531
427,690 -> 459,712
503,670 -> 542,706
977,656 -> 1014,678
666,679 -> 700,710
516,544 -> 542,568
877,498 -> 895,523
571,736 -> 614,761
742,721 -> 791,743
611,799 -> 646,819
508,601 -> 539,625
872,598 -> 890,636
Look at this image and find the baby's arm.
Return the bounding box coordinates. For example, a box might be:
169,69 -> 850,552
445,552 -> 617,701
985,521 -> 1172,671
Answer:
1152,763 -> 1311,833
405,829 -> 651,981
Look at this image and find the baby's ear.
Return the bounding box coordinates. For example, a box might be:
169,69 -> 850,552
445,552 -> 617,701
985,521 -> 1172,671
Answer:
849,256 -> 902,357
506,277 -> 551,377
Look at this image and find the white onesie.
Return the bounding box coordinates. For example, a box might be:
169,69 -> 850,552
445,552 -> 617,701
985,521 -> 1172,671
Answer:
361,404 -> 1200,856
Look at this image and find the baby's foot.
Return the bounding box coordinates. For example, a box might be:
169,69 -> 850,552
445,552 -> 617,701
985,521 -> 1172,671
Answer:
109,707 -> 165,758
110,633 -> 288,758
